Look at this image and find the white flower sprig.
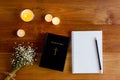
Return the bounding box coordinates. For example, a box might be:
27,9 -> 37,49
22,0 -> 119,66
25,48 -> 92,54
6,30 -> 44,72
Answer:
4,44 -> 37,80
12,44 -> 36,69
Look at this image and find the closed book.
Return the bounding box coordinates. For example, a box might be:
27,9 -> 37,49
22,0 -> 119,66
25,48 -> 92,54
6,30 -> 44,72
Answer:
39,33 -> 70,71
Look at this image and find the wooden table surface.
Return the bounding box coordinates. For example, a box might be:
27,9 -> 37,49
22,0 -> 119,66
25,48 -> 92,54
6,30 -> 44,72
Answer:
1,0 -> 120,80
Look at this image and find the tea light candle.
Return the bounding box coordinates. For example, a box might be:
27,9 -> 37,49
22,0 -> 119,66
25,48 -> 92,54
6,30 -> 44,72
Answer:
20,9 -> 34,22
52,17 -> 60,25
17,29 -> 25,37
45,14 -> 53,22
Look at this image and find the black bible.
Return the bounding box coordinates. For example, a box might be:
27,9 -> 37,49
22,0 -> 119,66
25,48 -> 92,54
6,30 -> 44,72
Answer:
39,33 -> 70,71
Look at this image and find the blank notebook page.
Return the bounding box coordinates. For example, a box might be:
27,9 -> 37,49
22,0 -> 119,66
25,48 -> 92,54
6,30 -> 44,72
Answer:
72,31 -> 103,74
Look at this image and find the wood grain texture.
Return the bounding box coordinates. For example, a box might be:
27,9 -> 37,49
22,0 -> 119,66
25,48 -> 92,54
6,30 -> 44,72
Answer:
1,0 -> 120,80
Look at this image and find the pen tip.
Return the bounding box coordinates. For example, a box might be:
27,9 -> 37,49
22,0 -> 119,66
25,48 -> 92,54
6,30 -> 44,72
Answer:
100,70 -> 103,74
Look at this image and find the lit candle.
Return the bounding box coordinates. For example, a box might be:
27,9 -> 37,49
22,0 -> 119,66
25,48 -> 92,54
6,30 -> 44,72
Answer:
20,9 -> 34,22
52,17 -> 60,25
45,14 -> 53,22
17,29 -> 25,37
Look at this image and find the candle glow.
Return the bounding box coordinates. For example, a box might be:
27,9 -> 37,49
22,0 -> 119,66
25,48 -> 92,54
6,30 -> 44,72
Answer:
20,9 -> 34,22
52,17 -> 60,25
45,14 -> 53,22
17,29 -> 25,37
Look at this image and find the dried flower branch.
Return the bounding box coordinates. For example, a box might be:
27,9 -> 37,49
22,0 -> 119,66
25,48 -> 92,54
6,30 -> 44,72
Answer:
4,44 -> 36,80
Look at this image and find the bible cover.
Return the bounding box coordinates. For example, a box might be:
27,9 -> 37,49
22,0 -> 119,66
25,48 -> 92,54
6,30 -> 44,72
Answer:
39,33 -> 70,71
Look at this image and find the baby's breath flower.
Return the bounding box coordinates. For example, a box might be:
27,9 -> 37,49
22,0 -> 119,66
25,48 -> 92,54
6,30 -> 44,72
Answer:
4,43 -> 37,80
12,44 -> 36,69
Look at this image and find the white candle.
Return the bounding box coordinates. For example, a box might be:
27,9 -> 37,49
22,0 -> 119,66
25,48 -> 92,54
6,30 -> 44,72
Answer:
52,17 -> 60,25
45,14 -> 53,22
20,9 -> 34,22
17,29 -> 25,37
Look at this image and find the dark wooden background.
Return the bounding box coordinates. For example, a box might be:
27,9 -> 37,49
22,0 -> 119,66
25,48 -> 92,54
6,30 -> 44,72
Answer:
1,0 -> 120,80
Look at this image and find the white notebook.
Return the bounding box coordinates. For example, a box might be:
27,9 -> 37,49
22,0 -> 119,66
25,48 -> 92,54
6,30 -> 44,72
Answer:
72,31 -> 103,74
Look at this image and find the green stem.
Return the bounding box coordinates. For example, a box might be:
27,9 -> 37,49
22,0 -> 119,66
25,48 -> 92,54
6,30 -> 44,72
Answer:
4,68 -> 20,80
